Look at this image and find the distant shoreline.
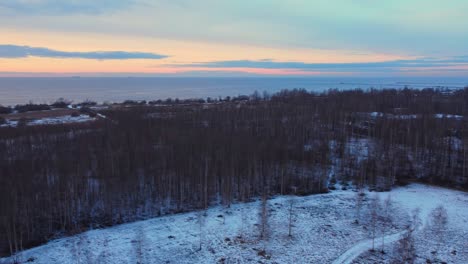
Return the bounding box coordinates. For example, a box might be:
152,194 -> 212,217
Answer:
1,77 -> 467,106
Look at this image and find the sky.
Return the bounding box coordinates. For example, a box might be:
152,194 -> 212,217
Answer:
0,0 -> 467,77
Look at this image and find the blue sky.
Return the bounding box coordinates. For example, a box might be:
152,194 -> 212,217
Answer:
0,0 -> 467,76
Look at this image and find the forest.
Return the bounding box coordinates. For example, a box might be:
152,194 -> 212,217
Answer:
1,87 -> 468,257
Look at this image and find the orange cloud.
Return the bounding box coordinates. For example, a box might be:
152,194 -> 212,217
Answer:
0,28 -> 414,76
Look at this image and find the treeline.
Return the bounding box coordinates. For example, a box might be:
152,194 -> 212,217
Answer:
0,94 -> 251,114
0,99 -> 74,114
1,87 -> 468,257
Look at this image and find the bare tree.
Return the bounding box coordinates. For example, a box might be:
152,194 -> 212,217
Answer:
394,209 -> 420,264
238,207 -> 247,241
381,195 -> 393,253
258,194 -> 269,241
410,208 -> 422,232
288,198 -> 294,237
95,236 -> 110,264
197,210 -> 206,251
395,227 -> 416,264
70,234 -> 92,264
133,227 -> 147,264
355,188 -> 365,224
288,186 -> 297,237
428,205 -> 448,256
369,194 -> 381,252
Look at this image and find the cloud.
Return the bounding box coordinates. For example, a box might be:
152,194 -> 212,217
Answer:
0,0 -> 135,15
0,44 -> 168,60
173,56 -> 468,72
1,1 -> 467,55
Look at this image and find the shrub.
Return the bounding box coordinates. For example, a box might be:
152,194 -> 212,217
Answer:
0,117 -> 6,125
79,107 -> 97,117
0,106 -> 12,114
79,107 -> 92,114
17,118 -> 29,127
148,100 -> 163,105
51,98 -> 72,109
77,100 -> 97,107
123,100 -> 146,105
15,103 -> 51,113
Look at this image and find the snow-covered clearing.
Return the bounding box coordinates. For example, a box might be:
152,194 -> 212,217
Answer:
0,115 -> 95,127
1,184 -> 466,264
368,112 -> 464,120
352,184 -> 468,264
27,115 -> 95,126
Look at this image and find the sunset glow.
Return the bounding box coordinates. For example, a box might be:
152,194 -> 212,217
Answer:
0,0 -> 467,77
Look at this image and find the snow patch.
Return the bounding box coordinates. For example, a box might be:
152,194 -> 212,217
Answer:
0,115 -> 95,128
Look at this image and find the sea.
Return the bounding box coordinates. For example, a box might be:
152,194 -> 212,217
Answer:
0,77 -> 467,106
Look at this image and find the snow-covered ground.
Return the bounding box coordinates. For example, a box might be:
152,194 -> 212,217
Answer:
352,184 -> 468,264
368,112 -> 464,120
1,184 -> 466,264
27,115 -> 95,126
0,115 -> 96,128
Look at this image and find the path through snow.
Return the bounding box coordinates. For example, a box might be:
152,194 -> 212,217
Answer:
332,230 -> 406,264
332,184 -> 468,264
